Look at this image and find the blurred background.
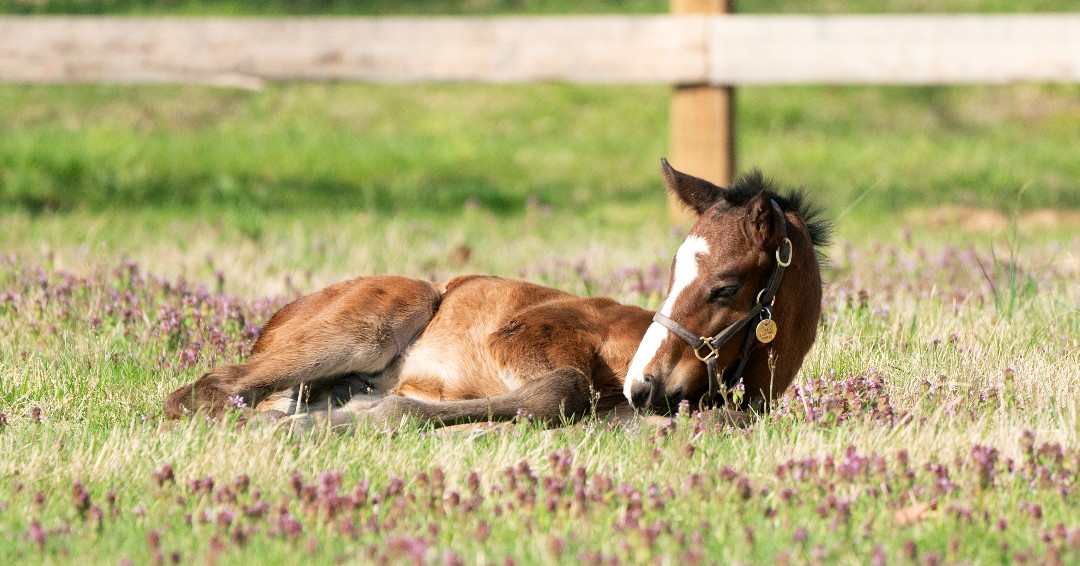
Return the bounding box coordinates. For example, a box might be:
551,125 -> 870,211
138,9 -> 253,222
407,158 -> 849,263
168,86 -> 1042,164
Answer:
1,0 -> 1078,222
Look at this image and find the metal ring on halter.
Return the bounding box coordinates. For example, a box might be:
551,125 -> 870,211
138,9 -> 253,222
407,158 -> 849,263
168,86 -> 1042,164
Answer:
755,288 -> 776,307
694,339 -> 719,362
761,305 -> 772,320
776,237 -> 793,267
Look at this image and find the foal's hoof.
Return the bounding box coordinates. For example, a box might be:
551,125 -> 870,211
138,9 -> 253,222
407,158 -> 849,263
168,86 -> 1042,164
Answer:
163,381 -> 231,420
163,384 -> 197,419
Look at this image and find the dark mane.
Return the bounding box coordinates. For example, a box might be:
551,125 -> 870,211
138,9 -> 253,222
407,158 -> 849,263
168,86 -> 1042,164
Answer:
725,169 -> 833,252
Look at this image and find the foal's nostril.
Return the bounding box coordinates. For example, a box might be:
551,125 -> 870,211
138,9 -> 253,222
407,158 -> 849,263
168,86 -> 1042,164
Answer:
630,378 -> 654,409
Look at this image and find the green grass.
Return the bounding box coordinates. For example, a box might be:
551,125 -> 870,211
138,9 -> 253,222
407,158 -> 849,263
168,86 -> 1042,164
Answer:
3,82 -> 1080,215
0,83 -> 669,214
1,209 -> 1078,564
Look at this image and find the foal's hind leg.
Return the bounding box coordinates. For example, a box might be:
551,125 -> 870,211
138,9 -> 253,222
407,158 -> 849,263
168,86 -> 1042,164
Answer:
163,276 -> 440,418
289,367 -> 594,431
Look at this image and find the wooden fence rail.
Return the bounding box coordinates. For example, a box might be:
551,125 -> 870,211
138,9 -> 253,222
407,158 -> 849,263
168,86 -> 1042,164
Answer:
2,13 -> 1079,212
3,15 -> 1079,85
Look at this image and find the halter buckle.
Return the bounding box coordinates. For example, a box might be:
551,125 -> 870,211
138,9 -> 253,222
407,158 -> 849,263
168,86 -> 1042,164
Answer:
694,338 -> 719,362
776,237 -> 793,267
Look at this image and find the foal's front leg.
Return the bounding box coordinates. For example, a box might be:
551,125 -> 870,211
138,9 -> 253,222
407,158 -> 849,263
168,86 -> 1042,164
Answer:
287,368 -> 595,432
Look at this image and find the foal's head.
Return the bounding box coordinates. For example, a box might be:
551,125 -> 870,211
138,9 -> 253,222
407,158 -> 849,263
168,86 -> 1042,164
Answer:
625,160 -> 831,413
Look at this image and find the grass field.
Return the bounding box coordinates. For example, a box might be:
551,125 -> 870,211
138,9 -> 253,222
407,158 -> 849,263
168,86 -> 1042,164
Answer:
2,201 -> 1079,564
2,1 -> 1080,564
4,82 -> 1080,215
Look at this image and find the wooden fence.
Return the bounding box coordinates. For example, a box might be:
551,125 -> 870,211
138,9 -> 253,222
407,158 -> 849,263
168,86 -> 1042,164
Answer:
2,10 -> 1079,213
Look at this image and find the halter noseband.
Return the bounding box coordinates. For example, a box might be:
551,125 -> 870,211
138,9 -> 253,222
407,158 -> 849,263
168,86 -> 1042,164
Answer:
652,200 -> 793,408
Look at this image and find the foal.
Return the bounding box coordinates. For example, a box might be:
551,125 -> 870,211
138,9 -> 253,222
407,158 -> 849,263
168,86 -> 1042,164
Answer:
164,160 -> 830,428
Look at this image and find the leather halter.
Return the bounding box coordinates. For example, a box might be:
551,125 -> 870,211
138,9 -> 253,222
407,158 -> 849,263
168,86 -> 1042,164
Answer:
651,200 -> 793,407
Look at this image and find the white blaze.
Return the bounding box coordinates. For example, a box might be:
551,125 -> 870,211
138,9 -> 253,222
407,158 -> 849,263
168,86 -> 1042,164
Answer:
624,235 -> 710,403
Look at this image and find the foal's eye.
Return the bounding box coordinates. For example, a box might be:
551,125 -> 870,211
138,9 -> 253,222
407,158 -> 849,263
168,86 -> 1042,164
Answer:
708,285 -> 740,303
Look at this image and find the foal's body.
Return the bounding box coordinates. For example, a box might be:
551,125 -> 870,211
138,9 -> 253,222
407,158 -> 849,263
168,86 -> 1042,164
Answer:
165,273 -> 652,426
164,161 -> 830,428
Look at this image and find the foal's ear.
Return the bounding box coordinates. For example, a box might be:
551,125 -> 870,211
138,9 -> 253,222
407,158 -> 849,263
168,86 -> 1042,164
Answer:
747,196 -> 786,249
661,158 -> 725,216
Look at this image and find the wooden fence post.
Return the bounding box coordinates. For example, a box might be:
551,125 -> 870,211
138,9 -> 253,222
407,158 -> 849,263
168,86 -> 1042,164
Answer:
669,0 -> 734,221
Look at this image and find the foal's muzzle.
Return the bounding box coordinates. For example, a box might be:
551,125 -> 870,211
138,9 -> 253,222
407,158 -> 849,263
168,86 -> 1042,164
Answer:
629,374 -> 685,413
628,376 -> 656,410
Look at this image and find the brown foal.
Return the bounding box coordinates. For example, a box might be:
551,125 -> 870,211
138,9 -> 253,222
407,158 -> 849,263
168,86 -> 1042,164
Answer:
164,160 -> 830,429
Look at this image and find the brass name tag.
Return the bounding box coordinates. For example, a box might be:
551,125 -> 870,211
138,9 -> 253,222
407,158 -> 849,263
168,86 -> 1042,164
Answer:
755,319 -> 777,343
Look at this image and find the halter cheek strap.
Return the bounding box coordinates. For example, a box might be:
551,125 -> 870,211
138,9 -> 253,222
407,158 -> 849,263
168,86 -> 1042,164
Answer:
652,200 -> 793,407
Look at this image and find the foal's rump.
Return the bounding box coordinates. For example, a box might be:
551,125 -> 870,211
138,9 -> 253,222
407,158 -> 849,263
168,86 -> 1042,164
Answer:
251,274 -> 441,361
164,274 -> 441,418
